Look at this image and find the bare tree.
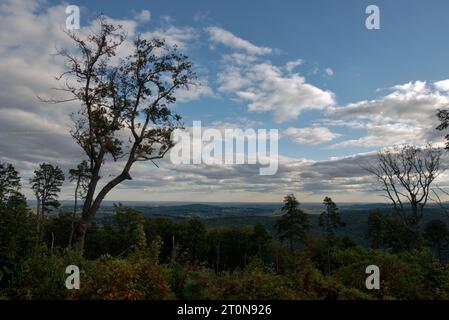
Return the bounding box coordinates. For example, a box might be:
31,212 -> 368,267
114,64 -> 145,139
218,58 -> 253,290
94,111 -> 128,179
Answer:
430,186 -> 449,221
365,144 -> 442,232
433,108 -> 449,220
47,16 -> 195,254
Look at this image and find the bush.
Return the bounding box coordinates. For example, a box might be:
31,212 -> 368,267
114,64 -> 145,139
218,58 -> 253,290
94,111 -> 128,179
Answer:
8,247 -> 86,300
332,247 -> 449,299
73,244 -> 173,300
215,260 -> 295,300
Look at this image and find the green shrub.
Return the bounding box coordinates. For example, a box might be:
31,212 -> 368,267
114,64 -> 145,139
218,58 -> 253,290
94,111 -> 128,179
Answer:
8,247 -> 86,300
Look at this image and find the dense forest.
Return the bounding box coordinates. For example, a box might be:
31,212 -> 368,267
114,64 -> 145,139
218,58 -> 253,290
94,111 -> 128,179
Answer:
1,164 -> 449,300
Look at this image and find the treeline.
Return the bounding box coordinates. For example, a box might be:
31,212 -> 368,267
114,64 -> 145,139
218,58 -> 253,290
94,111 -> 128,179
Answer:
2,162 -> 449,299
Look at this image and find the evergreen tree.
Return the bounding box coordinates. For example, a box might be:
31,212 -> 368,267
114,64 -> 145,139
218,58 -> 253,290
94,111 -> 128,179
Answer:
319,196 -> 345,274
30,163 -> 65,239
68,160 -> 91,247
366,209 -> 386,249
0,162 -> 25,208
424,220 -> 449,260
0,163 -> 36,280
252,223 -> 271,259
275,194 -> 309,252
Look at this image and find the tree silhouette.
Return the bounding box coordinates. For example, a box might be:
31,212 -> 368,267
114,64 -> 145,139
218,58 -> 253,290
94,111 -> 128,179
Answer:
29,163 -> 65,239
366,209 -> 385,249
424,219 -> 449,260
319,196 -> 345,275
252,223 -> 271,259
366,210 -> 418,252
275,194 -> 309,252
0,165 -> 36,273
365,144 -> 442,239
436,109 -> 449,149
0,162 -> 25,208
49,15 -> 195,254
184,217 -> 207,263
68,160 -> 91,247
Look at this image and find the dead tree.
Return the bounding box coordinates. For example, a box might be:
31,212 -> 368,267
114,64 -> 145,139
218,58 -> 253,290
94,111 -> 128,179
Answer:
365,144 -> 442,232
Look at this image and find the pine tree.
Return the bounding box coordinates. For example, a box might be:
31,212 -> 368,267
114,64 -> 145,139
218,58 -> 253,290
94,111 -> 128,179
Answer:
68,160 -> 91,247
319,196 -> 345,275
275,194 -> 309,252
0,162 -> 25,208
30,163 -> 65,240
424,220 -> 449,260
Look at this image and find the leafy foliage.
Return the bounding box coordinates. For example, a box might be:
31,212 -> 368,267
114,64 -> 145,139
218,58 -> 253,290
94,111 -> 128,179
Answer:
424,219 -> 449,260
0,162 -> 24,208
51,15 -> 196,254
30,163 -> 65,215
1,180 -> 449,300
319,197 -> 345,274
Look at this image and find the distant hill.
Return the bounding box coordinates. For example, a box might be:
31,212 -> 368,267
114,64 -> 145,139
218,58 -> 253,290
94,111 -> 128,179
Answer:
40,200 -> 449,246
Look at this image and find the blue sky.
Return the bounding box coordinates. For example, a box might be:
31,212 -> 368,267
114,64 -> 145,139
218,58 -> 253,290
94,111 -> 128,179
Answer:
68,0 -> 449,160
2,0 -> 449,202
74,0 -> 449,100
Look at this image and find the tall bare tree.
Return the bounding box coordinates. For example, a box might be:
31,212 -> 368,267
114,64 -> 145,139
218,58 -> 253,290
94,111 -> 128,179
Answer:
365,144 -> 442,233
49,16 -> 195,254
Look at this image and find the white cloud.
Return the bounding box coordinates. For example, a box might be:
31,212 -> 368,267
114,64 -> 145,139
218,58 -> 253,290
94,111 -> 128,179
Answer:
160,15 -> 174,23
435,79 -> 449,92
205,28 -> 335,123
0,0 -> 214,201
328,80 -> 449,149
324,67 -> 334,76
143,25 -> 199,50
217,58 -> 336,123
283,127 -> 341,145
329,123 -> 424,149
205,26 -> 273,55
175,80 -> 214,102
285,59 -> 304,72
4,1 -> 449,202
134,9 -> 151,23
193,11 -> 210,23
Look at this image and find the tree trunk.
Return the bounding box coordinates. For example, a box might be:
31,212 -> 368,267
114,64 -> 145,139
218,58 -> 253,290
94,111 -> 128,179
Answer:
37,197 -> 45,243
71,159 -> 103,255
72,214 -> 90,255
72,143 -> 136,255
72,171 -> 131,255
437,242 -> 442,261
68,180 -> 79,248
276,252 -> 279,273
35,194 -> 41,244
216,244 -> 220,274
171,234 -> 177,262
51,232 -> 55,254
